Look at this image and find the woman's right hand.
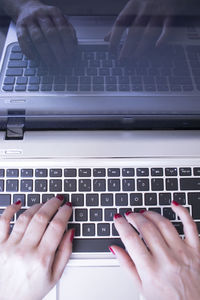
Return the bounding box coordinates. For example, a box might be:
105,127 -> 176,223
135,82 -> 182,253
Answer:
111,202 -> 200,300
15,0 -> 77,69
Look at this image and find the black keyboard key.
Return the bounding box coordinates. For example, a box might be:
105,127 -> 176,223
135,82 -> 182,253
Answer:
72,238 -> 124,252
13,194 -> 25,206
79,179 -> 91,192
115,193 -> 128,206
130,193 -> 143,206
137,179 -> 149,191
86,194 -> 99,206
21,169 -> 33,177
4,76 -> 15,85
144,193 -> 157,205
8,60 -> 27,68
6,68 -> 23,76
179,168 -> 191,176
122,168 -> 134,177
50,169 -> 62,177
159,193 -> 171,205
173,193 -> 186,205
101,194 -> 113,206
112,224 -> 119,237
15,85 -> 26,92
151,178 -> 164,191
64,169 -> 77,177
24,68 -> 36,76
180,178 -> 200,190
148,207 -> 161,214
6,180 -> 18,192
54,84 -> 65,91
97,223 -> 110,236
35,169 -> 48,177
196,222 -> 200,234
108,179 -> 120,191
41,84 -> 52,91
21,180 -> 33,192
93,168 -> 106,177
28,85 -> 39,91
0,169 -> 4,177
0,194 -> 11,206
3,85 -> 14,91
49,179 -> 62,192
0,180 -> 4,192
163,207 -> 176,220
122,179 -> 135,191
64,179 -> 77,192
75,209 -> 88,221
166,178 -> 178,191
16,77 -> 28,85
165,168 -> 177,176
105,208 -> 117,221
42,194 -> 55,203
188,192 -> 200,219
108,168 -> 120,177
6,169 -> 19,177
27,194 -> 40,206
35,180 -> 47,192
83,223 -> 95,236
119,208 -> 132,215
193,168 -> 200,176
79,169 -> 91,177
71,194 -> 84,206
137,168 -> 149,177
93,179 -> 106,192
134,208 -> 146,213
172,222 -> 184,235
90,209 -> 102,221
68,223 -> 81,236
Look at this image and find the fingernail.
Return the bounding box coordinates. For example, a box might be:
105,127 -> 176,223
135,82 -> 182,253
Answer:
66,202 -> 72,207
125,210 -> 132,216
15,200 -> 21,205
56,194 -> 64,201
172,200 -> 179,206
109,246 -> 115,255
70,228 -> 75,242
139,209 -> 146,214
114,213 -> 122,219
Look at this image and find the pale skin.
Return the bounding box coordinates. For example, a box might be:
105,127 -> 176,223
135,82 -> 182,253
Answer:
0,198 -> 199,300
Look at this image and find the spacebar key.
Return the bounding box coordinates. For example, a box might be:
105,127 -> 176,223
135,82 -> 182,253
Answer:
72,238 -> 124,252
180,178 -> 200,190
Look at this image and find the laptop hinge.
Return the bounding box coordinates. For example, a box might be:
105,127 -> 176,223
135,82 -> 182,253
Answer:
6,116 -> 25,140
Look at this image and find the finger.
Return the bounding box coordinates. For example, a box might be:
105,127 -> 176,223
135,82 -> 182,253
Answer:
8,203 -> 42,244
27,22 -> 56,68
156,16 -> 174,47
114,214 -> 152,276
37,16 -> 66,68
109,0 -> 139,52
134,17 -> 162,57
20,196 -> 64,247
104,31 -> 111,42
0,201 -> 21,243
125,212 -> 170,260
171,201 -> 200,250
141,210 -> 184,250
38,202 -> 72,254
51,228 -> 74,283
16,24 -> 38,60
109,245 -> 142,290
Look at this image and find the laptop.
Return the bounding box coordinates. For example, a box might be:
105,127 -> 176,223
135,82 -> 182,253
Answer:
0,12 -> 200,300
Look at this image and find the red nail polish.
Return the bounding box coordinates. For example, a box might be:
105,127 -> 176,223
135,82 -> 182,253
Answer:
70,228 -> 75,242
172,200 -> 179,206
66,202 -> 72,207
15,200 -> 21,205
109,246 -> 115,255
114,213 -> 122,219
125,211 -> 132,216
139,209 -> 146,214
56,194 -> 64,201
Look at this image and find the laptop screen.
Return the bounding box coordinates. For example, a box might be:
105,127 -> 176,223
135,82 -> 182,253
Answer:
0,0 -> 200,129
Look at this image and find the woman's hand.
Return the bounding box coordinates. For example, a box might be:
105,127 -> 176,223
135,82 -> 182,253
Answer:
111,202 -> 200,300
0,196 -> 74,300
105,0 -> 183,60
16,0 -> 77,69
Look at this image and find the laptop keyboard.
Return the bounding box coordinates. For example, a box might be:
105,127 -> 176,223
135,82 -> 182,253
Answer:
1,43 -> 200,93
0,165 -> 200,252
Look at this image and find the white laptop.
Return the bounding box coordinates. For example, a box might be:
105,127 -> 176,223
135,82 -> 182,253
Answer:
0,14 -> 200,300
